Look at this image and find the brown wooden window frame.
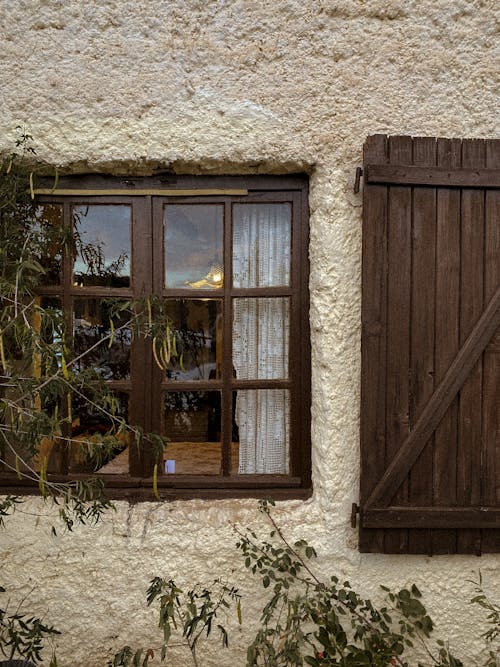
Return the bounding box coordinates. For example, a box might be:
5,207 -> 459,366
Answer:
0,174 -> 311,501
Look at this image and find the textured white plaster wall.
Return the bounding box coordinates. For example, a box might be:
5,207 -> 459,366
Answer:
0,1 -> 499,665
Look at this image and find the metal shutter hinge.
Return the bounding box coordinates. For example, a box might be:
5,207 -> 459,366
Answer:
353,167 -> 363,194
351,502 -> 359,528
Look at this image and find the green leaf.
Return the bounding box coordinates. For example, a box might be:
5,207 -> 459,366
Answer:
237,599 -> 242,625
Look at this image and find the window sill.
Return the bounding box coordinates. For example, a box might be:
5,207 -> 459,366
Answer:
0,473 -> 312,501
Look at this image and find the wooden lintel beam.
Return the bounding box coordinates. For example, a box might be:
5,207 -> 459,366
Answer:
33,188 -> 248,197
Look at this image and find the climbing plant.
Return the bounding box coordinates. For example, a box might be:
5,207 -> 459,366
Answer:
0,131 -> 172,528
0,130 -> 181,666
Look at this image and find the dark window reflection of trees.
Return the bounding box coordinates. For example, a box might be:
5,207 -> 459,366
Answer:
165,300 -> 222,382
72,206 -> 131,288
73,299 -> 131,381
34,204 -> 64,285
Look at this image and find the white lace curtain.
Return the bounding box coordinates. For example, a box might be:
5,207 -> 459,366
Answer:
232,204 -> 291,474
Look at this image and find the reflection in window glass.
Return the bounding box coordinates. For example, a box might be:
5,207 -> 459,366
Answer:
37,297 -> 64,377
34,204 -> 63,285
73,299 -> 131,380
163,391 -> 221,474
233,298 -> 289,380
233,203 -> 291,288
164,205 -> 223,289
163,299 -> 222,381
234,389 -> 289,475
73,205 -> 131,287
69,392 -> 130,474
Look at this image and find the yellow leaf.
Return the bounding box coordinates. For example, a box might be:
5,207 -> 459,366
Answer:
152,337 -> 164,370
162,339 -> 170,367
153,463 -> 160,501
51,167 -> 59,193
15,455 -> 22,480
39,457 -> 48,497
61,352 -> 69,380
108,317 -> 115,349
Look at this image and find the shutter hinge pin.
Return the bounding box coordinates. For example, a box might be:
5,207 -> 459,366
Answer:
353,167 -> 363,194
351,502 -> 359,528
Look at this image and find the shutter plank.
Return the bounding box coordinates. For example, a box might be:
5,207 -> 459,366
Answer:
433,138 -> 461,554
360,134 -> 388,552
408,137 -> 437,554
458,139 -> 485,555
384,135 -> 412,553
482,139 -> 500,553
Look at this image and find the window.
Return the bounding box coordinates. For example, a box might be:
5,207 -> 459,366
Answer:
360,134 -> 500,554
1,175 -> 311,500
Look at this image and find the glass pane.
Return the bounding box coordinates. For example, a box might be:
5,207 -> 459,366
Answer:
233,298 -> 289,380
164,205 -> 223,289
233,203 -> 291,288
69,392 -> 130,473
163,391 -> 221,474
37,297 -> 64,377
234,389 -> 289,474
162,299 -> 222,381
73,205 -> 131,287
34,204 -> 63,285
73,298 -> 131,380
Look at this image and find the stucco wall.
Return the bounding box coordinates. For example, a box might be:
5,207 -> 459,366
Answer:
0,1 -> 499,665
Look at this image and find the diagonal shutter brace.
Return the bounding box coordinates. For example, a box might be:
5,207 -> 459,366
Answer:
364,285 -> 500,512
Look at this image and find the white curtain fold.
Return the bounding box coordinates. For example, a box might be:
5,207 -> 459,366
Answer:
232,204 -> 291,474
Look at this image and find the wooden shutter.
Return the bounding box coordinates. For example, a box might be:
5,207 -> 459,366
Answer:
360,135 -> 500,555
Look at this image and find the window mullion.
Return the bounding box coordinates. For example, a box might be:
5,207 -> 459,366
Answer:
129,196 -> 155,477
221,199 -> 233,476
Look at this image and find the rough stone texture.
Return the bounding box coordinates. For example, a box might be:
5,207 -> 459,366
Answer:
0,0 -> 499,665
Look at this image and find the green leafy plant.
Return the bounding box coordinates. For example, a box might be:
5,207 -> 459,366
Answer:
0,131 -> 186,522
469,573 -> 500,667
107,502 -> 500,667
0,131 -> 182,665
108,578 -> 241,667
0,586 -> 59,666
234,500 -> 465,667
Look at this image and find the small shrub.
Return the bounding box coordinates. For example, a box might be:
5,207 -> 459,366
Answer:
107,579 -> 241,667
0,586 -> 59,666
235,500 -> 463,667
